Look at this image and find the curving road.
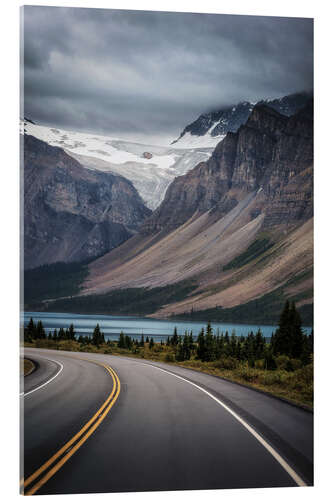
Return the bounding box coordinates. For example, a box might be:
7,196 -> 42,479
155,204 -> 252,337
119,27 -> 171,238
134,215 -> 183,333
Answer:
21,348 -> 313,495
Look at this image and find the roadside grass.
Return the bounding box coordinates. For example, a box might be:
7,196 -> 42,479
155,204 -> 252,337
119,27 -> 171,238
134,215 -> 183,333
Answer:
24,339 -> 313,409
22,358 -> 35,376
175,359 -> 313,409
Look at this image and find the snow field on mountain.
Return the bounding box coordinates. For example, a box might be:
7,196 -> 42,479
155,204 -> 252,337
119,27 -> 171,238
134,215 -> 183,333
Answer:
21,120 -> 212,209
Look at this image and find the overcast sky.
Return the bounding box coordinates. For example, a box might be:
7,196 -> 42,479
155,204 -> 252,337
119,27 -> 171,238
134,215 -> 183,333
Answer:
22,6 -> 313,144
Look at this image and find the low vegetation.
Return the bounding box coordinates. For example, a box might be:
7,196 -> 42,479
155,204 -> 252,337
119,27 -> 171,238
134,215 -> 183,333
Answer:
27,280 -> 198,316
25,259 -> 312,327
24,260 -> 89,304
23,301 -> 313,408
223,237 -> 274,271
22,358 -> 35,376
175,288 -> 313,326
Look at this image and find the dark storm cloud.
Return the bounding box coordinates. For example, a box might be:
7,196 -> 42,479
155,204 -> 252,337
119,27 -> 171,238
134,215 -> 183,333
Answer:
22,6 -> 313,142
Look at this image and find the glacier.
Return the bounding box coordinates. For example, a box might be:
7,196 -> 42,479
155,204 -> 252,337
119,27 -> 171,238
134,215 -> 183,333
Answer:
21,120 -> 213,210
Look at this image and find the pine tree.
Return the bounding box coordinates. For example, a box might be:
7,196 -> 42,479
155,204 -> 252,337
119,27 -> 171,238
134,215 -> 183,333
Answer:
118,332 -> 126,349
230,330 -> 237,357
273,300 -> 304,358
58,327 -> 66,341
264,347 -> 277,370
171,327 -> 179,346
235,340 -> 241,360
183,332 -> 191,360
149,337 -> 154,350
218,332 -> 225,358
289,302 -> 303,358
189,331 -> 194,352
255,329 -> 265,359
300,329 -> 313,366
197,327 -> 205,360
25,317 -> 36,341
92,324 -> 104,347
68,323 -> 75,341
273,300 -> 291,355
140,334 -> 145,347
36,320 -> 46,339
175,336 -> 184,361
204,321 -> 215,361
125,335 -> 133,350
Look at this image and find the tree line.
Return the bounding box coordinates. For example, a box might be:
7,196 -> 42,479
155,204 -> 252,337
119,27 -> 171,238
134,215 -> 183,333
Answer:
24,319 -> 105,347
24,300 -> 313,369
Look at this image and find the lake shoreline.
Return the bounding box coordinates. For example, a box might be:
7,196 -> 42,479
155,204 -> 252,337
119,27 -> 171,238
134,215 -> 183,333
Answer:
22,311 -> 312,340
24,300 -> 313,328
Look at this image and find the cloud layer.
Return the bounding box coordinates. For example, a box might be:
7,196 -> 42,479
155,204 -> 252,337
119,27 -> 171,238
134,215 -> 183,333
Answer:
23,6 -> 313,143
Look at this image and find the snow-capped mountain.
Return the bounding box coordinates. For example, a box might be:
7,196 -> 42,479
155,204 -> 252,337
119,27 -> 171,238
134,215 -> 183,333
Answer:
21,92 -> 311,209
21,120 -> 211,209
171,92 -> 312,149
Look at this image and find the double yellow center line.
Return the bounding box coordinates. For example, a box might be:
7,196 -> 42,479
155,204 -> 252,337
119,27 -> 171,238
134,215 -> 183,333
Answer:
22,360 -> 121,496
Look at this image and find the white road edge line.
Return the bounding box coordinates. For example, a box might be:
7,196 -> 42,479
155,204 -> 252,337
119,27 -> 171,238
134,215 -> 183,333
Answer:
141,362 -> 307,487
20,358 -> 64,397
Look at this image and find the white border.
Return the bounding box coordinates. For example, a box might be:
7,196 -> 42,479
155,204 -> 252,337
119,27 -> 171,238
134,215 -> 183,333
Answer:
1,1 -> 331,500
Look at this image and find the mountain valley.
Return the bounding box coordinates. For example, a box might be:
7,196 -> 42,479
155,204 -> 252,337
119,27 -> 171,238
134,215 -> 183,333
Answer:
23,93 -> 313,325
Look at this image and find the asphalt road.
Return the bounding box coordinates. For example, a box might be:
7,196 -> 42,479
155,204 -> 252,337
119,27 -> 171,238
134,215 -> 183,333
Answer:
21,348 -> 313,495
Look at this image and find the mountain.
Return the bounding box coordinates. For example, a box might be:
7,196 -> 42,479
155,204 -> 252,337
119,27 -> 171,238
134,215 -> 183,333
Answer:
21,120 -> 211,210
73,101 -> 313,324
23,135 -> 151,269
171,92 -> 312,149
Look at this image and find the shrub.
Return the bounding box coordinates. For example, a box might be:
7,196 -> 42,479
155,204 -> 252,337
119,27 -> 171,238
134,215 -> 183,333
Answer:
103,347 -> 113,354
264,351 -> 277,370
255,359 -> 265,369
274,355 -> 301,372
58,340 -> 80,352
164,353 -> 175,363
186,359 -> 204,368
261,371 -> 284,386
290,358 -> 302,371
35,339 -> 53,349
291,363 -> 313,388
275,355 -> 290,370
237,367 -> 259,383
218,357 -> 239,370
79,344 -> 98,353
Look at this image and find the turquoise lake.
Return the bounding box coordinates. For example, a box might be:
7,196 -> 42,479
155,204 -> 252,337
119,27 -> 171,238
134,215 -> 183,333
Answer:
22,311 -> 312,341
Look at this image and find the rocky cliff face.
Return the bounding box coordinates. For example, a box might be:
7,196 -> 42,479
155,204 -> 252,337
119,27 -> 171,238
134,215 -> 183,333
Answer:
143,102 -> 313,234
75,102 -> 313,322
172,92 -> 312,147
24,135 -> 151,269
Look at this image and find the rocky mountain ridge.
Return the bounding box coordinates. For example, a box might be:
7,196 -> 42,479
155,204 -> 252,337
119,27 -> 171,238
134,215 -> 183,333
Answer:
172,91 -> 312,148
143,101 -> 313,235
81,101 -> 313,321
21,119 -> 211,210
24,135 -> 151,269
